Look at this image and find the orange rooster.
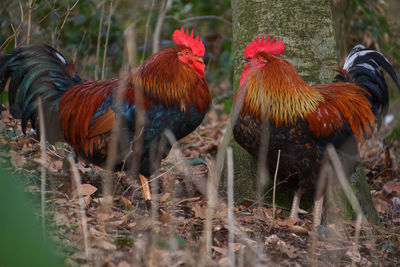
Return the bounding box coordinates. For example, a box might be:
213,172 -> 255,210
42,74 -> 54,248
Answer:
233,34 -> 400,225
0,27 -> 211,206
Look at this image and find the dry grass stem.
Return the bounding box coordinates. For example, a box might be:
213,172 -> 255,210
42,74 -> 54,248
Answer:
27,0 -> 33,44
326,145 -> 364,219
152,0 -> 169,54
38,97 -> 47,232
68,155 -> 90,261
101,0 -> 114,80
56,0 -> 80,44
140,0 -> 155,63
226,146 -> 235,267
272,149 -> 281,221
95,0 -> 105,80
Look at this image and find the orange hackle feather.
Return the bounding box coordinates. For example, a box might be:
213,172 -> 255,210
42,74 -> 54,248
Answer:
308,78 -> 375,142
131,46 -> 210,114
238,52 -> 323,126
238,53 -> 375,141
59,47 -> 210,157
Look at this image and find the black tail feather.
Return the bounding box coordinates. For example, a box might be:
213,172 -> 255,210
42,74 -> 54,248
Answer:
0,45 -> 82,132
336,44 -> 400,128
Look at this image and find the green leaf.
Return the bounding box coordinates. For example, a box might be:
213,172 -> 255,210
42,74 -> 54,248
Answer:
1,91 -> 8,104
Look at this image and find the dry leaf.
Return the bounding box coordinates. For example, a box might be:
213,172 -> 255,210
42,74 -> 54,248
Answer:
120,196 -> 133,209
117,261 -> 131,267
159,212 -> 172,224
93,240 -> 117,250
383,181 -> 400,196
72,184 -> 97,198
192,203 -> 206,219
177,196 -> 201,205
159,192 -> 171,203
10,150 -> 26,168
211,246 -> 226,255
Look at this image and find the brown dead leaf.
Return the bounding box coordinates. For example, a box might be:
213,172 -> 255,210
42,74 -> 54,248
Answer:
211,246 -> 226,255
69,251 -> 87,261
159,192 -> 172,203
134,216 -> 152,231
177,196 -> 201,205
192,203 -> 206,219
93,240 -> 117,250
218,257 -> 229,267
383,181 -> 400,196
89,227 -> 107,238
10,150 -> 26,168
83,196 -> 92,207
289,225 -> 309,235
54,198 -> 68,204
72,184 -> 97,198
374,198 -> 391,213
159,212 -> 172,224
97,213 -> 111,222
117,261 -> 131,267
49,160 -> 63,172
119,196 -> 133,209
278,241 -> 298,259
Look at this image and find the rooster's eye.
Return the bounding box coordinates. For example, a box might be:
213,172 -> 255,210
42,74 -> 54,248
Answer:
184,51 -> 189,55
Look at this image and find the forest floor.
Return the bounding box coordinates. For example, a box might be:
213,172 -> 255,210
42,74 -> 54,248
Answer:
1,104 -> 400,266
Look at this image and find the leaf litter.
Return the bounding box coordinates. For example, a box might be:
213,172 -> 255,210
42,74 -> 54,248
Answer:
1,106 -> 400,266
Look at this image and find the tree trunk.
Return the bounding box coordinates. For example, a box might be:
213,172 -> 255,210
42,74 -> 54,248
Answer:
225,0 -> 379,224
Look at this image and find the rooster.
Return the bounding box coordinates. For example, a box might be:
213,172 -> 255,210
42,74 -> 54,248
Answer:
233,34 -> 400,225
0,27 -> 211,206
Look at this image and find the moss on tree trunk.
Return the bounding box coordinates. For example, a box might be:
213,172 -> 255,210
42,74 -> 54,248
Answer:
226,0 -> 379,224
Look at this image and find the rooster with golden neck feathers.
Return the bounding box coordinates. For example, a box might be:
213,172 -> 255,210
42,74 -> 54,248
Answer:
233,34 -> 400,225
0,27 -> 211,205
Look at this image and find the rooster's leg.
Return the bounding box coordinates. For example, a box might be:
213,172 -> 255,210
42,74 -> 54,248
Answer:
313,195 -> 324,227
289,188 -> 308,221
139,174 -> 152,209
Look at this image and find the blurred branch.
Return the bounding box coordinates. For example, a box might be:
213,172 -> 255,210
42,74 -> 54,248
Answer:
102,0 -> 114,80
95,0 -> 105,80
165,15 -> 232,25
152,0 -> 169,54
124,22 -> 138,68
0,0 -> 37,51
141,0 -> 156,63
56,0 -> 80,45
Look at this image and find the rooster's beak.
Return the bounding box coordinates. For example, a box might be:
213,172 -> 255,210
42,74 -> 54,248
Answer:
243,58 -> 250,63
194,57 -> 204,63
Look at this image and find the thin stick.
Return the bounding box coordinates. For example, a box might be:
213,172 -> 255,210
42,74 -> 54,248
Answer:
101,0 -> 114,80
152,0 -> 169,54
140,0 -> 155,64
272,149 -> 281,221
68,155 -> 90,261
352,213 -> 363,267
326,145 -> 364,217
27,0 -> 33,45
0,0 -> 37,50
227,147 -> 235,267
95,0 -> 105,80
165,15 -> 232,25
56,0 -> 80,44
18,1 -> 23,47
38,98 -> 47,232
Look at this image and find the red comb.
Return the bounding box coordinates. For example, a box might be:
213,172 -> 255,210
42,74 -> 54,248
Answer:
244,34 -> 285,58
172,27 -> 205,57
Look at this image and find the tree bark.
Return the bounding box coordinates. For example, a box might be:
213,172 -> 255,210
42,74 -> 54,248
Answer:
226,0 -> 379,224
